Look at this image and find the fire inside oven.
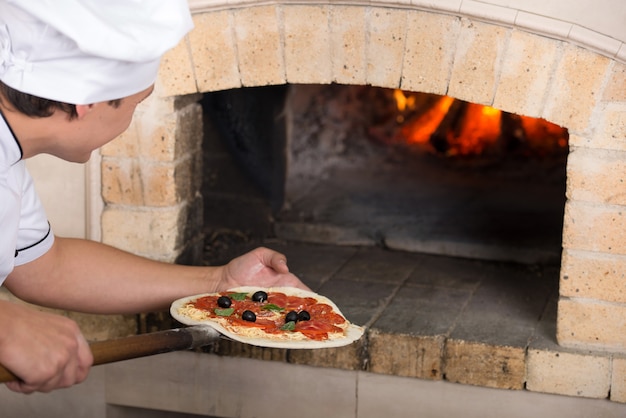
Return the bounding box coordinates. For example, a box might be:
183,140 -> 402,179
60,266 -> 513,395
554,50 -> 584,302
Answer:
200,84 -> 568,265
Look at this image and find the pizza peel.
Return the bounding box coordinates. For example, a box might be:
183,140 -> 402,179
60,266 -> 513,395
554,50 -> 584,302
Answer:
0,287 -> 364,383
0,325 -> 219,383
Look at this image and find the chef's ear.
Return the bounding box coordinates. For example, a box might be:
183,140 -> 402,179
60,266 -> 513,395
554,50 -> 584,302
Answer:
75,104 -> 94,119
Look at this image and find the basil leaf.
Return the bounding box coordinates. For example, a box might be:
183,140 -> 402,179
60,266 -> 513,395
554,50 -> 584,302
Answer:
214,308 -> 234,316
261,304 -> 285,312
281,321 -> 296,331
228,292 -> 248,301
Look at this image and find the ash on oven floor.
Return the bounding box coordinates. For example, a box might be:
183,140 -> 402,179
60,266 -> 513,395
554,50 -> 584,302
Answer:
276,154 -> 566,265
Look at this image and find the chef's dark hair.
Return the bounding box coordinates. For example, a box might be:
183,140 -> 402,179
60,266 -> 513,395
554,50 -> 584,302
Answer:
0,81 -> 121,120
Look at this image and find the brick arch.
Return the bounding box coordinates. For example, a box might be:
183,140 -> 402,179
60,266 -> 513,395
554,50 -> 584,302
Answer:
160,3 -> 619,133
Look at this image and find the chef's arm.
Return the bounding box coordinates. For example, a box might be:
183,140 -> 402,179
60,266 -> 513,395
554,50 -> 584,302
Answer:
4,236 -> 305,315
5,237 -> 214,313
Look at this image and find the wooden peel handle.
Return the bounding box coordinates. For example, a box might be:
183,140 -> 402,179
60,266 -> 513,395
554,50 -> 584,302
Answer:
0,325 -> 219,383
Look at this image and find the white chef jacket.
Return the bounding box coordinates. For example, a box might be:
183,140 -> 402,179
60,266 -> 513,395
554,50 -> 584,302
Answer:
0,111 -> 54,285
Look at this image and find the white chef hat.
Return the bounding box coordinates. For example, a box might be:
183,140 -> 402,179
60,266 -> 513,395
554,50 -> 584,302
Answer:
0,0 -> 193,105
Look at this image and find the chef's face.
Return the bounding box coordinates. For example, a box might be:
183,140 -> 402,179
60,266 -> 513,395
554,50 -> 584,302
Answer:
58,85 -> 154,163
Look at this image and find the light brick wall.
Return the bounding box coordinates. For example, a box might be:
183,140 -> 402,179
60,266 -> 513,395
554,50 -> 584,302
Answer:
101,95 -> 203,261
99,1 -> 626,400
526,349 -> 612,398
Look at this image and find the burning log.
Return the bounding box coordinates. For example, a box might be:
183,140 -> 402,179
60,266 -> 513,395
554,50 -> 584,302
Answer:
499,112 -> 526,153
368,89 -> 568,159
429,100 -> 468,154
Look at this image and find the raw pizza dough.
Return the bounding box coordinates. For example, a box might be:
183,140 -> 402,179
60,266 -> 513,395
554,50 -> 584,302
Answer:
170,286 -> 364,349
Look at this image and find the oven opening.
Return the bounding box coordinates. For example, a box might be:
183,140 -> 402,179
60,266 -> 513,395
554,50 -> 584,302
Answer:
200,83 -> 568,267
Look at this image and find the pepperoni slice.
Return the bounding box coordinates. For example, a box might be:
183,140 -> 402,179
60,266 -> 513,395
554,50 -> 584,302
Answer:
229,318 -> 276,330
231,300 -> 259,315
283,296 -> 317,311
193,295 -> 220,310
267,292 -> 287,307
295,320 -> 344,340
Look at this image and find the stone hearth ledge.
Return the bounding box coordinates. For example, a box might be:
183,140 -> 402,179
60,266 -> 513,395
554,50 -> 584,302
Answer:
176,242 -> 626,403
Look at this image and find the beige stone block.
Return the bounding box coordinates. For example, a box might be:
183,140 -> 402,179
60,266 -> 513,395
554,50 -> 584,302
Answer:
562,200 -> 626,255
101,158 -> 144,206
611,356 -> 626,403
443,340 -> 525,389
330,5 -> 367,85
101,206 -> 184,261
566,147 -> 626,205
526,349 -> 610,398
131,89 -> 177,124
493,30 -> 559,118
283,5 -> 332,84
288,339 -> 364,371
592,106 -> 626,152
102,156 -> 198,207
68,312 -> 138,342
215,339 -> 287,362
543,45 -> 611,133
448,19 -> 508,106
235,5 -> 285,87
366,7 -> 407,88
101,121 -> 140,158
402,11 -> 460,95
103,95 -> 200,163
604,62 -> 626,102
567,133 -> 592,150
189,11 -> 241,92
560,249 -> 626,303
368,330 -> 443,379
110,94 -> 181,163
136,112 -> 179,163
101,102 -> 201,208
157,35 -> 197,97
142,163 -> 179,207
557,298 -> 626,350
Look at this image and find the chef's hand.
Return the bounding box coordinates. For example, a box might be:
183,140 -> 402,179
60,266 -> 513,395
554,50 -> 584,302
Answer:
0,300 -> 93,393
218,247 -> 310,291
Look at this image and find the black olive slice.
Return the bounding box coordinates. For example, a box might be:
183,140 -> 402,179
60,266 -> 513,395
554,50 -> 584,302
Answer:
297,310 -> 311,321
242,310 -> 256,322
285,310 -> 298,323
251,290 -> 268,303
217,296 -> 232,308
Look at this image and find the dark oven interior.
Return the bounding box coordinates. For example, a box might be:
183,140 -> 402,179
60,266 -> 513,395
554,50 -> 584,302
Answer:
199,83 -> 568,268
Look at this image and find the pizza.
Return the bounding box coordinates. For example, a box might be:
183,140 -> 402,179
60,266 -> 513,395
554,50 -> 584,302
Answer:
170,286 -> 364,349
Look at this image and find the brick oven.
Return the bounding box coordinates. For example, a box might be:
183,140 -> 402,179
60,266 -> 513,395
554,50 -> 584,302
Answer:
98,0 -> 626,408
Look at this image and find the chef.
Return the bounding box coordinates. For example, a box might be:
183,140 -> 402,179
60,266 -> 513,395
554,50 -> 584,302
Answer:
0,0 -> 307,394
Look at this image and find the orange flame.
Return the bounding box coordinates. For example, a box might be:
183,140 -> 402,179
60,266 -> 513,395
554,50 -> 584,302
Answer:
400,95 -> 455,144
450,103 -> 501,155
392,89 -> 568,157
520,116 -> 569,149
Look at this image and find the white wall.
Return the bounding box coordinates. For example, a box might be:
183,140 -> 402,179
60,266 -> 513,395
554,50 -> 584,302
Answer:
480,0 -> 626,42
25,155 -> 88,239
